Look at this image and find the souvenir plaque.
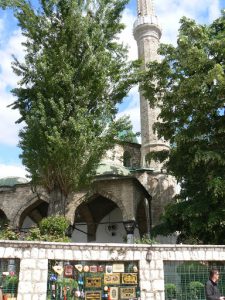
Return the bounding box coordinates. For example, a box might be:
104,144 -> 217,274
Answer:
53,265 -> 63,276
84,265 -> 89,272
121,273 -> 138,285
112,263 -> 124,273
120,287 -> 136,299
104,273 -> 120,285
85,291 -> 101,300
109,287 -> 119,300
75,264 -> 83,272
105,265 -> 113,274
85,277 -> 102,288
64,265 -> 73,278
97,265 -> 105,272
89,265 -> 98,273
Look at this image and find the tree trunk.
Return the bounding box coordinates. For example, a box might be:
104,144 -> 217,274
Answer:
48,188 -> 67,216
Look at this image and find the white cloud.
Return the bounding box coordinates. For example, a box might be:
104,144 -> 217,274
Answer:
117,85 -> 140,135
0,163 -> 28,178
0,27 -> 25,146
119,8 -> 138,61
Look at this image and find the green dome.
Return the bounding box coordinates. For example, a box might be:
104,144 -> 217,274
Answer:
96,162 -> 130,177
0,177 -> 29,186
118,130 -> 138,144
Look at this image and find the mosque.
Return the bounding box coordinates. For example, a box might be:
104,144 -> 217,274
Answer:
0,0 -> 177,243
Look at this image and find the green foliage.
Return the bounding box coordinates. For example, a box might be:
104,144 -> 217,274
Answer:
26,216 -> 70,242
39,215 -> 69,235
142,12 -> 225,244
2,275 -> 19,294
0,0 -> 138,207
134,234 -> 156,245
0,227 -> 19,240
165,283 -> 178,300
188,281 -> 204,299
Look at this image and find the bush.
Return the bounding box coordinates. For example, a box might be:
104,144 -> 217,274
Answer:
165,283 -> 177,299
26,216 -> 70,242
0,227 -> 19,240
188,281 -> 204,299
39,216 -> 70,236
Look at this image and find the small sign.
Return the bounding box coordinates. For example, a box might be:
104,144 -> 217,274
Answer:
109,287 -> 119,300
85,277 -> 102,288
113,263 -> 124,273
104,273 -> 120,285
105,265 -> 113,274
85,291 -> 101,300
120,287 -> 136,299
89,265 -> 98,272
121,273 -> 138,285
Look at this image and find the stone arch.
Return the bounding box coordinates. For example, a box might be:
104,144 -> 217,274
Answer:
13,193 -> 49,228
71,189 -> 129,224
70,190 -> 128,242
0,209 -> 8,229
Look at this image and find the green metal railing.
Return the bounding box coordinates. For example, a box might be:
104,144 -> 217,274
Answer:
164,261 -> 225,300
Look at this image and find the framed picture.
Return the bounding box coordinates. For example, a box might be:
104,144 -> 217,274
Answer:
85,277 -> 102,288
112,263 -> 124,273
89,265 -> 98,273
85,291 -> 101,300
105,265 -> 113,274
121,273 -> 138,285
104,273 -> 120,285
97,265 -> 105,272
109,287 -> 119,300
120,287 -> 136,299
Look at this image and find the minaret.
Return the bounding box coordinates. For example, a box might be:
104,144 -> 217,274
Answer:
133,0 -> 169,171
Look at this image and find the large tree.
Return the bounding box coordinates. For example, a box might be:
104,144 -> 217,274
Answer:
1,0 -> 138,215
141,12 -> 225,244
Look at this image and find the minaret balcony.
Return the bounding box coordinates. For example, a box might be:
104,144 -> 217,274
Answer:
133,15 -> 160,29
133,16 -> 162,40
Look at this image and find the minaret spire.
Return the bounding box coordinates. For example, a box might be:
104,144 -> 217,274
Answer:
134,1 -> 169,171
137,0 -> 155,17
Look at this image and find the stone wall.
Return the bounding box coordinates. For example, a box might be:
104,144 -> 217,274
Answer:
1,241 -> 225,300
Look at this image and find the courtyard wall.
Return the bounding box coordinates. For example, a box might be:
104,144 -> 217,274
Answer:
0,241 -> 225,299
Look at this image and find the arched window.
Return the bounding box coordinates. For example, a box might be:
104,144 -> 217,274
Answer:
123,151 -> 132,168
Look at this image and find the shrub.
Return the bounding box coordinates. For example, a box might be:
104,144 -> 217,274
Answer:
188,281 -> 204,299
165,283 -> 177,299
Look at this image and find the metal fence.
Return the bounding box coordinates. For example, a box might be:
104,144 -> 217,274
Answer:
164,261 -> 225,300
0,259 -> 20,299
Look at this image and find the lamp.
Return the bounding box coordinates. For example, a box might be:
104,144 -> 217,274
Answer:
123,220 -> 136,235
123,220 -> 136,244
146,251 -> 152,262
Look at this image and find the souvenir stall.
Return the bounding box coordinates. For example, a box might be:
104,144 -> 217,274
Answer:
47,260 -> 140,300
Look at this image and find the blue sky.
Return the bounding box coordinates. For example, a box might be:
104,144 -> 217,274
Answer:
0,0 -> 224,178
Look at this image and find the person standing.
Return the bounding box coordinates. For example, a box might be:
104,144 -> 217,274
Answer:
205,269 -> 225,300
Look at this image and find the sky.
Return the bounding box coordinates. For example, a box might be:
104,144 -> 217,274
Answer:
0,0 -> 224,179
